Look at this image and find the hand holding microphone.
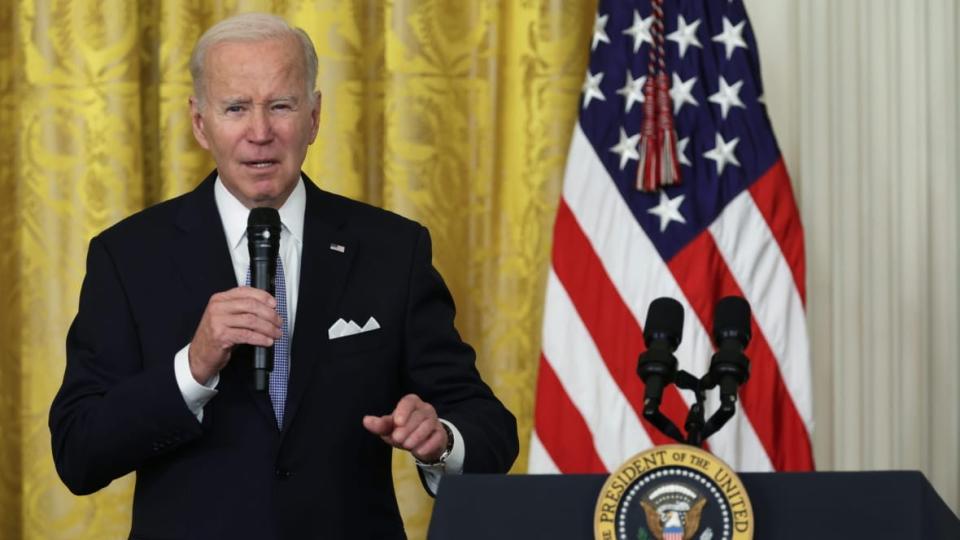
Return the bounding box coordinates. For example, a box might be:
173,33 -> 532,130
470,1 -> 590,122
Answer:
186,208 -> 282,387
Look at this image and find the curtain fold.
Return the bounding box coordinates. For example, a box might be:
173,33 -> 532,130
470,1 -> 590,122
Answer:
0,1 -> 594,538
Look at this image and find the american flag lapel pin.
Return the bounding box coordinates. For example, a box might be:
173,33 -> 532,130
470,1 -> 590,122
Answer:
329,243 -> 346,253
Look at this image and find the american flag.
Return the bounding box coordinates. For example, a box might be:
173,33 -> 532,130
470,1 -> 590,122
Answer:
529,0 -> 814,473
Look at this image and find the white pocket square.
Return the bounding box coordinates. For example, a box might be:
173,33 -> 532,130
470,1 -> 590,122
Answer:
328,316 -> 380,340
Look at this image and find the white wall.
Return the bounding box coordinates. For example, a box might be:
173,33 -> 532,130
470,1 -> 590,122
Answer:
745,0 -> 959,512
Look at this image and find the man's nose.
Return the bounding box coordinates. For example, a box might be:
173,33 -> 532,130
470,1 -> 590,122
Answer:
247,107 -> 274,143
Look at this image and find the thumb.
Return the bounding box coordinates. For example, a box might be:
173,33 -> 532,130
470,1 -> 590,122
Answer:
363,415 -> 395,436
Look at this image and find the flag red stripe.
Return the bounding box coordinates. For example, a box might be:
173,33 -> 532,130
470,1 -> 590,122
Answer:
552,199 -> 689,447
749,159 -> 807,305
533,354 -> 608,473
668,231 -> 814,470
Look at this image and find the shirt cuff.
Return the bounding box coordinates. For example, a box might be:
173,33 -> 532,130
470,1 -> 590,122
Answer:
173,343 -> 219,422
416,419 -> 465,495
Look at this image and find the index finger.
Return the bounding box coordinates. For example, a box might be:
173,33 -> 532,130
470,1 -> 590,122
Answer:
220,286 -> 278,307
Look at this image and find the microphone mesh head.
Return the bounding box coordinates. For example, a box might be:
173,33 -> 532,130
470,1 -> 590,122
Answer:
643,297 -> 684,350
713,296 -> 751,347
248,207 -> 281,227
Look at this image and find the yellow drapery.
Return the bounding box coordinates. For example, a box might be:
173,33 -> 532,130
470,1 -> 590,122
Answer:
0,1 -> 594,538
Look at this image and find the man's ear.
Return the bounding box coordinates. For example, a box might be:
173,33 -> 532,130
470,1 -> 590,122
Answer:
308,91 -> 321,143
189,96 -> 211,150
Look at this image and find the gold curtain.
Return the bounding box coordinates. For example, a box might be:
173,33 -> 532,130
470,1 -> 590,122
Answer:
0,1 -> 594,538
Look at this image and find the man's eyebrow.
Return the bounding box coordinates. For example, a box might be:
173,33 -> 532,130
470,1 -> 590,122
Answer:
220,97 -> 252,106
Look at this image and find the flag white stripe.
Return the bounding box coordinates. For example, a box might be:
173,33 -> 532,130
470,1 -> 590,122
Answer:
527,430 -> 561,474
542,269 -> 653,469
558,126 -> 772,469
709,191 -> 815,431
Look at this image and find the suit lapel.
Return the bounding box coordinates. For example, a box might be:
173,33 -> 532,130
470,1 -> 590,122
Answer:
281,177 -> 356,434
174,171 -> 277,428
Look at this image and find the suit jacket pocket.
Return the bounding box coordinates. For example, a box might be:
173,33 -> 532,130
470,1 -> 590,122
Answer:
324,330 -> 384,359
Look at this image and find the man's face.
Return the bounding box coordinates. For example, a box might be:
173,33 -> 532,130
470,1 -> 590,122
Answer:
190,37 -> 320,209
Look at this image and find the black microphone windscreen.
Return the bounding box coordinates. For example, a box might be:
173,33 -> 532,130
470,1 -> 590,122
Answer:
643,297 -> 684,349
713,296 -> 751,347
248,207 -> 281,228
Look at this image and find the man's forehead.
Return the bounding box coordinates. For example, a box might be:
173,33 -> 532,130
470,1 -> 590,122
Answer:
207,36 -> 301,61
202,40 -> 305,91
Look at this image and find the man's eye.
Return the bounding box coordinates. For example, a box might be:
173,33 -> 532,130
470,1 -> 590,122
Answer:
225,105 -> 244,113
272,103 -> 292,111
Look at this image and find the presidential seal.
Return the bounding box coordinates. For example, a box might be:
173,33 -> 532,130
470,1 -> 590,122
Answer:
594,445 -> 753,540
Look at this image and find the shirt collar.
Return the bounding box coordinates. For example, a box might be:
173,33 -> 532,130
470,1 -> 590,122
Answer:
214,175 -> 306,251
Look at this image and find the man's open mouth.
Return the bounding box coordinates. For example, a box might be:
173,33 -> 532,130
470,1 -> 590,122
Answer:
244,160 -> 278,169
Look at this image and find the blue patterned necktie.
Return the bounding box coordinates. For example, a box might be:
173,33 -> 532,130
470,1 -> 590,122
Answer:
246,257 -> 290,428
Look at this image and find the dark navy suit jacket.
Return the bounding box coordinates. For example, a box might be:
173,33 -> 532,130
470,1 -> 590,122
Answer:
49,171 -> 518,539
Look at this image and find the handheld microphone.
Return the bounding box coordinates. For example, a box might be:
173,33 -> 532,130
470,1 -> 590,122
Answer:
637,297 -> 684,413
709,296 -> 752,403
247,207 -> 281,391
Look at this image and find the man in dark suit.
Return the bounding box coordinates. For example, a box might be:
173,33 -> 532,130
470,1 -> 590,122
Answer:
49,12 -> 518,539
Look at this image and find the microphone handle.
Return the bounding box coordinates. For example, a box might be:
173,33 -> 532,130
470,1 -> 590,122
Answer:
250,254 -> 276,391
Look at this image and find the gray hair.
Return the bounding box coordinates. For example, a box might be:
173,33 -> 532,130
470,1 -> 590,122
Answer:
190,13 -> 318,107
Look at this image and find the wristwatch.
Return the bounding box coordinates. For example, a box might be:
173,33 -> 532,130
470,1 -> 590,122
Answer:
417,422 -> 454,468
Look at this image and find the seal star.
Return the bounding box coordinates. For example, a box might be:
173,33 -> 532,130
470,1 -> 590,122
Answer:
582,70 -> 606,109
616,71 -> 646,113
648,190 -> 686,232
609,128 -> 640,170
703,133 -> 741,175
669,73 -> 699,114
712,16 -> 748,60
622,10 -> 654,53
667,15 -> 702,59
708,76 -> 746,119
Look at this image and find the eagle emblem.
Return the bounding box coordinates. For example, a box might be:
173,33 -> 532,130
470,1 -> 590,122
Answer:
639,483 -> 707,540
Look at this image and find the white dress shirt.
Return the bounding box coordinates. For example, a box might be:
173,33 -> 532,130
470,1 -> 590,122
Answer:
172,176 -> 463,493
